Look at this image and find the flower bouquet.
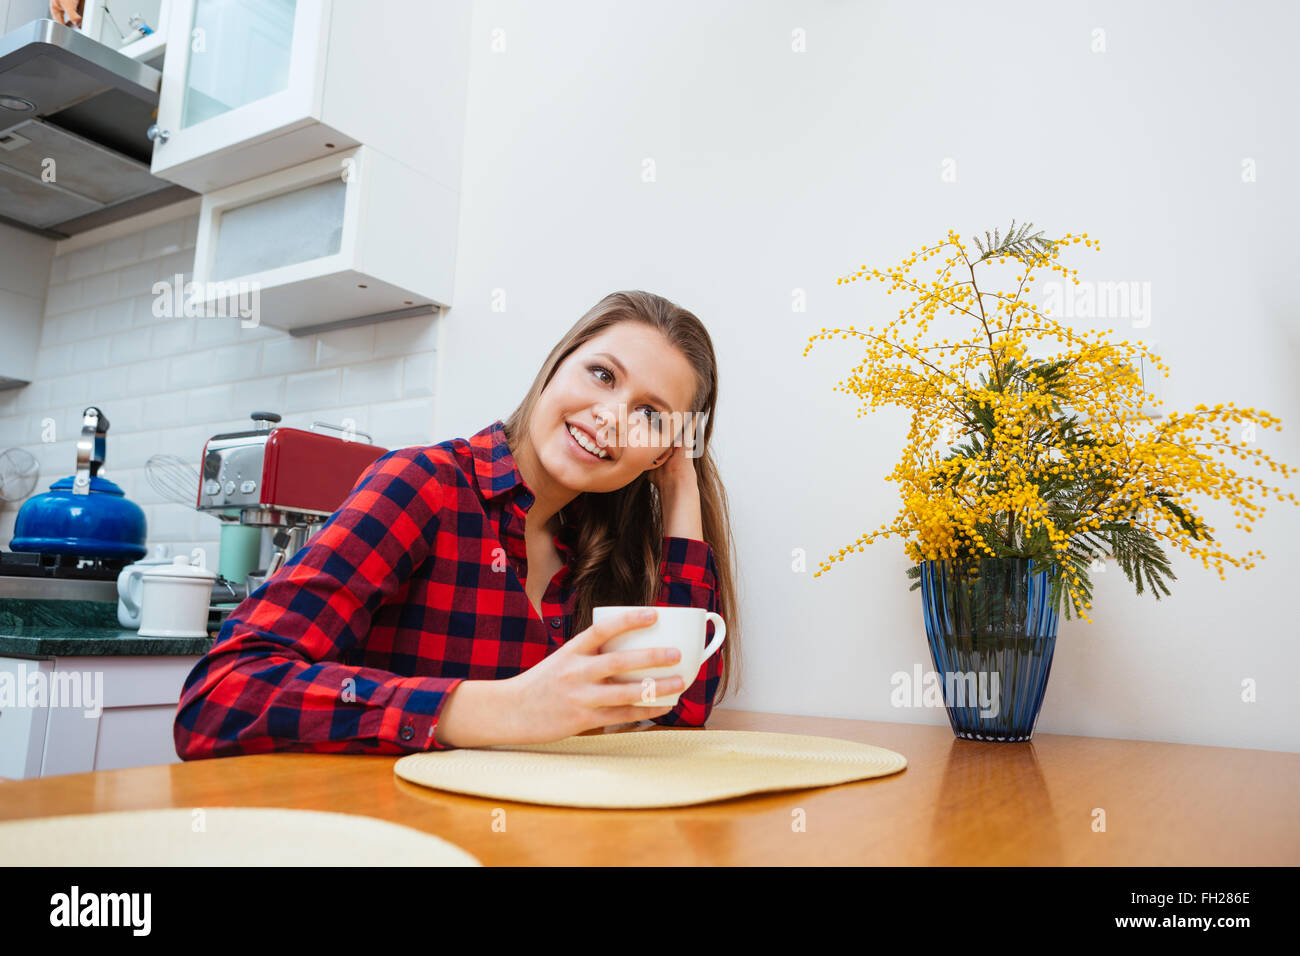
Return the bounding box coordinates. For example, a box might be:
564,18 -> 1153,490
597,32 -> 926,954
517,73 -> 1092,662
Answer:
806,221 -> 1297,740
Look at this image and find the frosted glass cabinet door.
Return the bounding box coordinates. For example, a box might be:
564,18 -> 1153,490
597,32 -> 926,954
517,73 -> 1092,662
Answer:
181,0 -> 296,128
210,177 -> 346,280
150,0 -> 331,188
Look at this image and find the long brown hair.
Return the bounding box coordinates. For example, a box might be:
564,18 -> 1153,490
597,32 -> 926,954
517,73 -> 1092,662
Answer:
501,291 -> 741,703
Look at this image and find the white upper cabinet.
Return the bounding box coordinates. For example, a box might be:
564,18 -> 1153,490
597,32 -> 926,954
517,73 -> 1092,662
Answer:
190,145 -> 458,330
148,0 -> 471,194
78,0 -> 169,66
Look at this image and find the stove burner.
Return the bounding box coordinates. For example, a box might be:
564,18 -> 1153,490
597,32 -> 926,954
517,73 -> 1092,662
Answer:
0,550 -> 134,581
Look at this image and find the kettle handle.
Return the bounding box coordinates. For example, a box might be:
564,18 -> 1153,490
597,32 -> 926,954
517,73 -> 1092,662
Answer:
73,406 -> 110,497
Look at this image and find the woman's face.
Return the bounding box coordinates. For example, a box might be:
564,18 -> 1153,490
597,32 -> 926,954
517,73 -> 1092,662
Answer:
530,322 -> 699,494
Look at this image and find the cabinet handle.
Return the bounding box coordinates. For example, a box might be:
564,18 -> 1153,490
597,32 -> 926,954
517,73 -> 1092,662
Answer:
147,125 -> 170,144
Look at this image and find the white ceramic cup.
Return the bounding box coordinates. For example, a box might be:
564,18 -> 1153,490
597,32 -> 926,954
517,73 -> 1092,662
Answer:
592,605 -> 726,707
124,555 -> 216,638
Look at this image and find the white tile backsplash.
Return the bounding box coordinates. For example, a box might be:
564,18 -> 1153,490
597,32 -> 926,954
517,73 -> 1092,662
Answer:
33,343 -> 74,379
231,377 -> 285,413
104,397 -> 144,433
317,325 -> 374,366
45,307 -> 95,345
80,271 -> 119,308
101,232 -> 146,272
142,219 -> 186,260
130,294 -> 161,328
261,335 -> 317,375
119,263 -> 160,301
285,368 -> 342,412
108,328 -> 152,366
87,366 -> 128,401
374,312 -> 439,356
63,243 -> 104,282
45,373 -> 89,408
72,337 -> 111,373
193,314 -> 240,348
369,399 -> 438,449
93,300 -> 136,336
402,352 -> 436,398
43,280 -> 79,316
5,379 -> 47,414
186,384 -> 235,422
0,207 -> 439,556
118,359 -> 171,396
342,358 -> 402,404
147,503 -> 198,541
140,390 -> 194,429
165,343 -> 259,389
150,317 -> 195,357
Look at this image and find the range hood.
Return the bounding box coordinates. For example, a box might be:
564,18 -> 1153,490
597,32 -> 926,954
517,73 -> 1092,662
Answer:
0,18 -> 193,237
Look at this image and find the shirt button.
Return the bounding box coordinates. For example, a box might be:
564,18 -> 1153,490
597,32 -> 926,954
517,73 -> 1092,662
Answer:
550,617 -> 561,628
399,725 -> 414,741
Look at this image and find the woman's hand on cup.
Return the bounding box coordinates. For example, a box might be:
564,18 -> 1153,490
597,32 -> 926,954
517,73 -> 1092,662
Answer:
502,608 -> 684,744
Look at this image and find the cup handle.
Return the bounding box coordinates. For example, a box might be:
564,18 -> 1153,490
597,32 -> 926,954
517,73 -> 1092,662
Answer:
117,567 -> 142,627
699,612 -> 726,665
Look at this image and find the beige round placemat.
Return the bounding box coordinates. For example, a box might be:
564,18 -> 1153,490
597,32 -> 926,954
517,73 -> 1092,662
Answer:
394,729 -> 908,808
0,807 -> 480,866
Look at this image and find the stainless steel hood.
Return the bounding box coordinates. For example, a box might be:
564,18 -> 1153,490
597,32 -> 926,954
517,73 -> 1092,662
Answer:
0,18 -> 193,237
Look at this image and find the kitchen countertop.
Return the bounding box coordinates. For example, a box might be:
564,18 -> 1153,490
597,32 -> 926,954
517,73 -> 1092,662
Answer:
0,709 -> 1294,865
0,625 -> 212,657
0,596 -> 217,656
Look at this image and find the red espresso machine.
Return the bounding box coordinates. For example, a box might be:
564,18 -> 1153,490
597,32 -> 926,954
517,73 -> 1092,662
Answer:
197,411 -> 388,601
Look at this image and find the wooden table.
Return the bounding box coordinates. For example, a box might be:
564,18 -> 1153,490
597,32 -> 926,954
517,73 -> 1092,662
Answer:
1,709 -> 1295,865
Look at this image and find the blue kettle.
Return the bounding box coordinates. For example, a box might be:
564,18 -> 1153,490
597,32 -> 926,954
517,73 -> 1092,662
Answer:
10,406 -> 147,561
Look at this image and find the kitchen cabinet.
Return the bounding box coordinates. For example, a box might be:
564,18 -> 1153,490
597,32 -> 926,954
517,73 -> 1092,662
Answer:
0,656 -> 50,777
191,144 -> 455,330
0,653 -> 201,778
149,0 -> 471,194
0,221 -> 53,388
78,0 -> 169,66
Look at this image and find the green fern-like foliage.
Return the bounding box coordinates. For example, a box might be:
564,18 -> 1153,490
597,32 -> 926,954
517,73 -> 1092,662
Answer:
905,348 -> 1199,620
970,219 -> 1056,266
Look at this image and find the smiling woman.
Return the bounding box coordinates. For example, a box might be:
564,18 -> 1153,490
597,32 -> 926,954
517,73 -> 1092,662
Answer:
173,290 -> 741,757
503,295 -> 737,648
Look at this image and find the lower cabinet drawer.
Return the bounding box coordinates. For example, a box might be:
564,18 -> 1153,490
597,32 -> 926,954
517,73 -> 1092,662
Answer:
0,655 -> 202,779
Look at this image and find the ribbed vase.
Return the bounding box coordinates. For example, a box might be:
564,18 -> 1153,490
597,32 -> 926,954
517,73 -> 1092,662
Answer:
919,557 -> 1060,742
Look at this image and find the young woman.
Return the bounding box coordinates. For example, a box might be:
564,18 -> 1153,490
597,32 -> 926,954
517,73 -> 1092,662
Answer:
174,290 -> 740,757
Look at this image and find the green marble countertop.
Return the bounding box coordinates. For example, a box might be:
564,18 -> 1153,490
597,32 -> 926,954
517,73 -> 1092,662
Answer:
0,597 -> 216,657
0,625 -> 212,657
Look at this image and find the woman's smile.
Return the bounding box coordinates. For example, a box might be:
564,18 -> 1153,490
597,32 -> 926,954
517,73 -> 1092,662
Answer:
563,421 -> 613,463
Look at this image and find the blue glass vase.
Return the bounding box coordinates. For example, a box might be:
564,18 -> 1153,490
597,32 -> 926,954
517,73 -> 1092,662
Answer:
919,557 -> 1060,742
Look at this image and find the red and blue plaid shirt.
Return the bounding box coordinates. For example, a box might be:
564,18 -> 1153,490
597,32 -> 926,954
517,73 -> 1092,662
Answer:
174,418 -> 723,759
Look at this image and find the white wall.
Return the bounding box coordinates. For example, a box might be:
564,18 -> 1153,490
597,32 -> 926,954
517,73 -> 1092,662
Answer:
0,199 -> 441,567
436,0 -> 1300,751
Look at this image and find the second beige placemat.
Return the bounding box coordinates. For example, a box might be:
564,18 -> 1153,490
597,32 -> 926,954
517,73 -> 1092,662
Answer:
0,807 -> 481,866
394,729 -> 907,808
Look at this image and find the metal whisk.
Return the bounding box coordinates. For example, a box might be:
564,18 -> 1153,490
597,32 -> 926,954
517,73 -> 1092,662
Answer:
145,454 -> 200,507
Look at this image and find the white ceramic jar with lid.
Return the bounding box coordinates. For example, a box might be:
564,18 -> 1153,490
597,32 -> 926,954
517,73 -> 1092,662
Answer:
135,555 -> 217,638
